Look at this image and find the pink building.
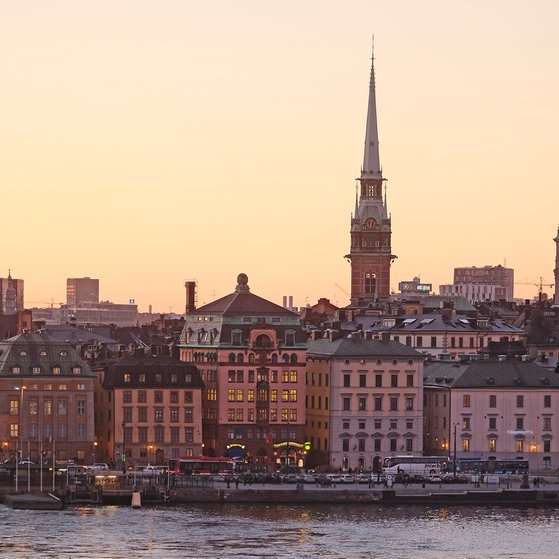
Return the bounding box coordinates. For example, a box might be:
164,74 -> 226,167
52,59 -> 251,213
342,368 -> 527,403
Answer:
424,358 -> 559,471
178,274 -> 307,471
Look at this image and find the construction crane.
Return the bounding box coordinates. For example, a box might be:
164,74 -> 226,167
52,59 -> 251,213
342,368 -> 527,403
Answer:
515,277 -> 554,302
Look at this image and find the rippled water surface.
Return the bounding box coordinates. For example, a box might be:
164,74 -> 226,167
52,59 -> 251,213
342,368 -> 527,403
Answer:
1,503 -> 558,558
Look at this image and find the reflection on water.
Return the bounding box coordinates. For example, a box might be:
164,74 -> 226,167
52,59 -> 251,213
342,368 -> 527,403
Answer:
1,503 -> 558,558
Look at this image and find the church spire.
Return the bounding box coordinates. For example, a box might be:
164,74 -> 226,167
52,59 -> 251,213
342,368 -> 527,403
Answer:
362,38 -> 382,178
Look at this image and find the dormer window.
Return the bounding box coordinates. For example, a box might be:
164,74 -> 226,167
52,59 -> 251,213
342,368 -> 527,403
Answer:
72,366 -> 81,375
32,366 -> 41,374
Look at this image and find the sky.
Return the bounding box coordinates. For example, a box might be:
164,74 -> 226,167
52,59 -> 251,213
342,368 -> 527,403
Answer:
1,1 -> 558,313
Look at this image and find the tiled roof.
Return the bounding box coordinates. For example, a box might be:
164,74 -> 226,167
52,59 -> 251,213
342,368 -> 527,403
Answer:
307,335 -> 424,358
103,354 -> 204,388
0,332 -> 93,377
424,359 -> 559,389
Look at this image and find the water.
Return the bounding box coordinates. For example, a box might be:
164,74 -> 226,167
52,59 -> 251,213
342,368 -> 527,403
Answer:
1,503 -> 558,558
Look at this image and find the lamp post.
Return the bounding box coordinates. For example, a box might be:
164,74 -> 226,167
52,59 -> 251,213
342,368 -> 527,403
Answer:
453,423 -> 458,478
14,385 -> 25,492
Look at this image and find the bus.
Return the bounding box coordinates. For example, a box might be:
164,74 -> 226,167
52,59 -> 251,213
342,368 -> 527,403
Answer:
382,455 -> 450,476
168,456 -> 234,476
456,458 -> 529,475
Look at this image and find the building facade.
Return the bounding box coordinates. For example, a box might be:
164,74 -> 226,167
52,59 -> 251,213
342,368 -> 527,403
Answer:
67,277 -> 99,307
452,266 -> 514,302
306,330 -> 424,473
0,332 -> 96,465
178,273 -> 308,471
345,48 -> 395,307
99,354 -> 204,468
424,359 -> 559,471
0,272 -> 24,314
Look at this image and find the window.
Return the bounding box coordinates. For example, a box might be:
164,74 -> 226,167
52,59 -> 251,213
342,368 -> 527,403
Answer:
359,374 -> 366,388
358,397 -> 366,411
184,391 -> 193,403
463,395 -> 471,408
77,400 -> 86,416
236,389 -> 244,402
516,439 -> 523,453
489,417 -> 497,430
154,391 -> 163,403
342,439 -> 350,452
170,408 -> 179,422
430,336 -> 437,348
374,397 -> 382,411
282,390 -> 289,402
123,391 -> 132,404
405,397 -> 413,411
343,374 -> 350,388
516,417 -> 524,430
170,427 -> 180,443
405,438 -> 413,452
154,408 -> 164,422
358,439 -> 366,452
184,408 -> 193,423
138,407 -> 147,422
228,390 -> 236,402
52,367 -> 61,375
375,375 -> 382,388
137,390 -> 146,403
249,389 -> 256,402
185,427 -> 194,443
289,389 -> 297,402
390,439 -> 397,452
374,438 -> 381,452
390,397 -> 398,411
489,395 -> 496,408
463,439 -> 470,452
391,374 -> 398,388
463,417 -> 470,429
170,391 -> 179,404
9,400 -> 18,415
516,395 -> 524,408
406,375 -> 414,387
544,395 -> 551,408
343,397 -> 350,411
43,400 -> 52,416
543,417 -> 552,431
544,439 -> 551,453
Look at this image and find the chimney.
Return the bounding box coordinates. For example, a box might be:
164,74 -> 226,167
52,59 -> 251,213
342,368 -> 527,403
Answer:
185,281 -> 197,314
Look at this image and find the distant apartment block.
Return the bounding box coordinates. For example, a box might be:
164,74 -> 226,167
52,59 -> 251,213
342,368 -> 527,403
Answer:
67,277 -> 99,307
441,266 -> 514,302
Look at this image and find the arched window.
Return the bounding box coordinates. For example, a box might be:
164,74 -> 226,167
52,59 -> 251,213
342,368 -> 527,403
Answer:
365,272 -> 376,294
284,330 -> 295,346
271,354 -> 278,363
290,353 -> 297,364
229,353 -> 236,363
282,354 -> 289,363
248,353 -> 255,363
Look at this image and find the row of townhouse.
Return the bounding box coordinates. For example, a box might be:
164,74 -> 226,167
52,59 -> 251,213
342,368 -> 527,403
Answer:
3,298 -> 557,475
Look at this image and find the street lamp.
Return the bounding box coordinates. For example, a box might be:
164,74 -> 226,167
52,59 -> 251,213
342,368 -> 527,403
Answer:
14,385 -> 25,492
453,423 -> 458,478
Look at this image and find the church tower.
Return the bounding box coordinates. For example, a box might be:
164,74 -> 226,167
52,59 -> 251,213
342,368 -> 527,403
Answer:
345,45 -> 396,307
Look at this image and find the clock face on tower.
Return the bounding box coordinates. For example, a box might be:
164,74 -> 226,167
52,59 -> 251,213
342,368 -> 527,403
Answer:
365,218 -> 376,229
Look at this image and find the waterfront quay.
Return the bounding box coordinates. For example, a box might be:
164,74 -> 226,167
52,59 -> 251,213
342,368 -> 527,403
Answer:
3,473 -> 559,508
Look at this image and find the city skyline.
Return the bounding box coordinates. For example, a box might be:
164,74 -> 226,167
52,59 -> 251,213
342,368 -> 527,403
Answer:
2,1 -> 558,313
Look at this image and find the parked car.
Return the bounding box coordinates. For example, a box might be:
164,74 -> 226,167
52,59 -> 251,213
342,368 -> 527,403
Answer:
339,474 -> 355,484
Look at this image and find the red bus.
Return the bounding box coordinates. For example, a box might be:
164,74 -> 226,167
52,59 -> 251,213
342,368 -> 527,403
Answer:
168,456 -> 234,476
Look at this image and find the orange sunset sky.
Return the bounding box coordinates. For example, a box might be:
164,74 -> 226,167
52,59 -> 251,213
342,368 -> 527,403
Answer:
1,1 -> 558,313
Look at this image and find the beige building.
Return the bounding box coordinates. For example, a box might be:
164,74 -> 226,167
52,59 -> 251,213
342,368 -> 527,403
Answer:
306,330 -> 425,473
0,332 -> 96,465
97,353 -> 204,468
